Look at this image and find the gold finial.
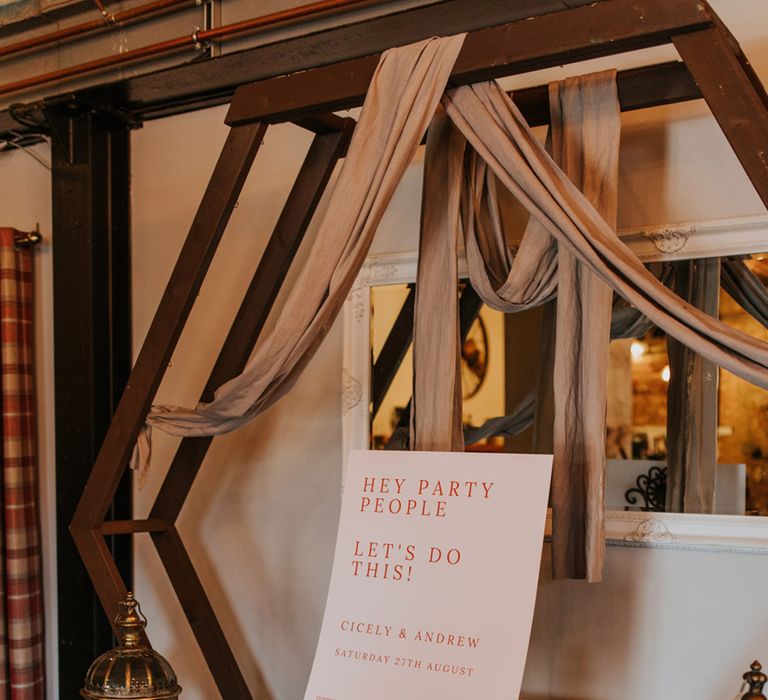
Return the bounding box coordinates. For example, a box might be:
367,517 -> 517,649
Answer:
742,661 -> 768,700
115,592 -> 147,649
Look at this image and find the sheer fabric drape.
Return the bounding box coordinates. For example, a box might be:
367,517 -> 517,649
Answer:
420,76 -> 768,577
135,35 -> 466,469
415,72 -> 620,580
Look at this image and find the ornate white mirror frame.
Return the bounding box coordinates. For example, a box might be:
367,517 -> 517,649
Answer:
342,214 -> 768,554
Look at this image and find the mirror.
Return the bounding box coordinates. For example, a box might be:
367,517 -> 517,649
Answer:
342,236 -> 768,551
368,258 -> 768,515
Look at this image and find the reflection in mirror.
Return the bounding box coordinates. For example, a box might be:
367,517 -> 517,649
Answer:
371,283 -> 506,452
720,256 -> 768,514
369,253 -> 768,517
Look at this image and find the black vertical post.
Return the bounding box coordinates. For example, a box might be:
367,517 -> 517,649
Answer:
50,104 -> 133,697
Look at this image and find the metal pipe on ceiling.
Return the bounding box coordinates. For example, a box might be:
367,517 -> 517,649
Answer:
0,0 -> 197,60
0,0 -> 394,97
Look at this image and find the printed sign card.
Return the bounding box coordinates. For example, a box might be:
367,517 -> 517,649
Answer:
304,449 -> 553,700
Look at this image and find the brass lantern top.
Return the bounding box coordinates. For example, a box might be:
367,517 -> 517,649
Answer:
742,661 -> 768,700
81,593 -> 182,700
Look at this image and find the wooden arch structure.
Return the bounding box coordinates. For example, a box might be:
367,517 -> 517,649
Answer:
70,0 -> 768,696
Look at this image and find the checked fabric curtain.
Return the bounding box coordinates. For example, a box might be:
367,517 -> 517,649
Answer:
0,229 -> 44,699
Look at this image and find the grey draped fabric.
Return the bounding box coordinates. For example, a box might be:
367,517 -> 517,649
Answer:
464,390 -> 536,445
412,108 -> 465,451
389,390 -> 535,449
610,300 -> 653,339
532,301 -> 556,454
610,264 -> 674,339
722,257 -> 768,329
440,82 -> 768,389
384,426 -> 409,451
133,34 -> 466,474
428,76 -> 768,578
415,72 -> 619,580
548,76 -> 617,581
666,258 -> 721,513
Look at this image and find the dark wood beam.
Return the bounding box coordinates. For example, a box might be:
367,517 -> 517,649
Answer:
372,285 -> 415,417
69,527 -> 140,643
101,519 -> 169,535
292,112 -> 353,134
150,122 -> 353,523
151,526 -> 264,699
226,0 -> 714,126
51,104 -> 133,697
71,122 -> 266,535
706,9 -> 768,114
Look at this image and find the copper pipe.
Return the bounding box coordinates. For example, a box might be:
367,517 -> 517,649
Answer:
0,0 -> 197,60
0,0 -> 389,97
91,0 -> 110,18
0,38 -> 192,97
198,0 -> 383,41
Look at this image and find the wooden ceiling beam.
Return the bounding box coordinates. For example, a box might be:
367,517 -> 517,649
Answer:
226,0 -> 715,127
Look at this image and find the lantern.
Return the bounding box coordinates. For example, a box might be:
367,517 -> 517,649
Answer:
81,593 -> 182,699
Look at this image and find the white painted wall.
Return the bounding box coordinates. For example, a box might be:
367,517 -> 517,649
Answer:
0,143 -> 57,698
525,544 -> 768,700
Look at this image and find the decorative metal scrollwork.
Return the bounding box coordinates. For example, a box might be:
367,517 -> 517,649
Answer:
625,465 -> 667,512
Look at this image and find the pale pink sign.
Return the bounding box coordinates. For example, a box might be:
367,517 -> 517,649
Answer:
304,449 -> 552,700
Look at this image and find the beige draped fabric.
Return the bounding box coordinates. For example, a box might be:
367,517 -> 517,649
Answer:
440,81 -> 768,391
412,100 -> 560,453
415,72 -> 620,580
134,34 -> 466,468
548,75 -> 618,581
419,72 -> 768,578
461,155 -> 558,312
412,108 -> 465,452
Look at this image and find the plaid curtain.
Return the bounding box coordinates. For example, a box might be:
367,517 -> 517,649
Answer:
0,229 -> 44,699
